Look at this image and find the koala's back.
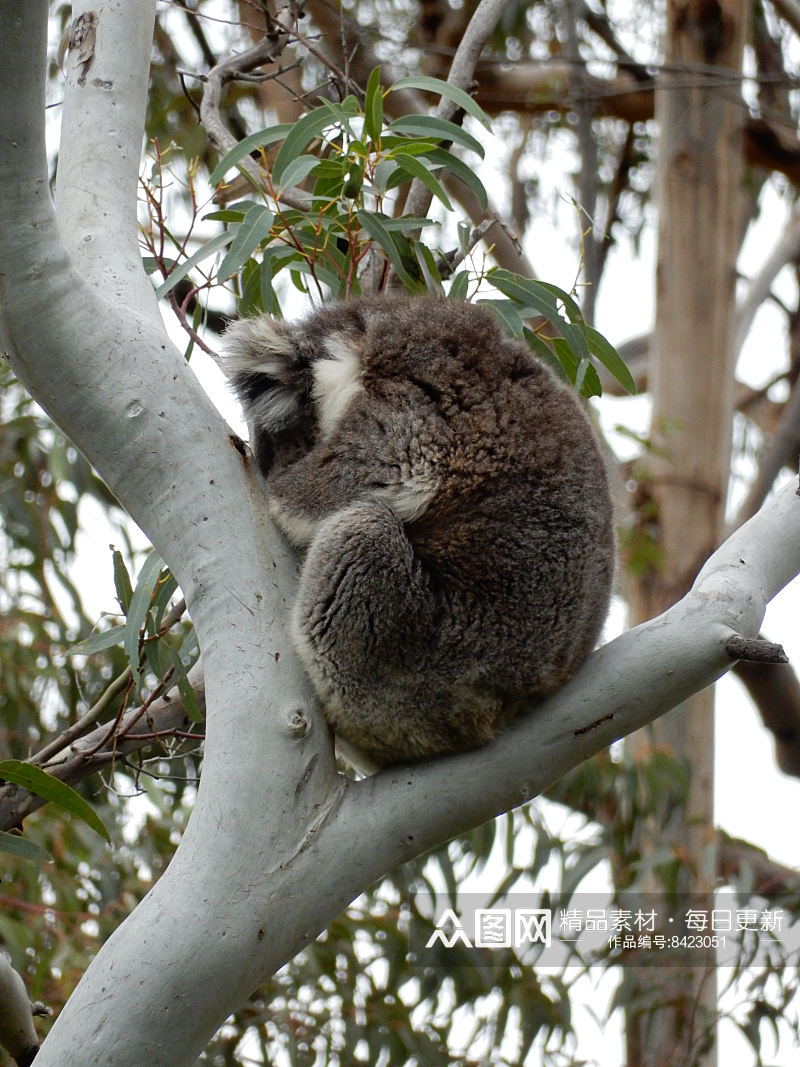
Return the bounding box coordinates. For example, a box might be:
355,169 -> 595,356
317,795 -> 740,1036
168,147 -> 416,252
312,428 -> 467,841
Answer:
225,296 -> 614,766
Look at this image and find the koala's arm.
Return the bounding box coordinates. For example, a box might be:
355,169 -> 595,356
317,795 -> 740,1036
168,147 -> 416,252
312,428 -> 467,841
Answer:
222,310 -> 444,547
265,392 -> 442,546
290,498 -> 455,765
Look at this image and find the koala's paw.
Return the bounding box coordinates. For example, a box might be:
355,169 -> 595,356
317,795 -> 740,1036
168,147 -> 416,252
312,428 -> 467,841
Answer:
222,316 -> 308,436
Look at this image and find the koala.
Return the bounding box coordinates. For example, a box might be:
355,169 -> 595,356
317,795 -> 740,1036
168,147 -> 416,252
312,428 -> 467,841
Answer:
223,296 -> 614,767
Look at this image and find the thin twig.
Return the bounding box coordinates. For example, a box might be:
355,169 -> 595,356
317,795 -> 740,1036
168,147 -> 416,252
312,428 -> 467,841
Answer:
0,663 -> 205,833
402,0 -> 511,224
435,217 -> 501,278
31,598 -> 187,767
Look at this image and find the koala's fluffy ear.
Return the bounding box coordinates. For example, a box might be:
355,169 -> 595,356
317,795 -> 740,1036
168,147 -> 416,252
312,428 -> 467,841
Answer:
219,316 -> 306,438
219,316 -> 295,380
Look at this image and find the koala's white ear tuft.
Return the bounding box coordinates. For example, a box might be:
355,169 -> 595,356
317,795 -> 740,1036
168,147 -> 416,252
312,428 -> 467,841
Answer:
375,474 -> 439,522
218,316 -> 295,380
311,334 -> 365,441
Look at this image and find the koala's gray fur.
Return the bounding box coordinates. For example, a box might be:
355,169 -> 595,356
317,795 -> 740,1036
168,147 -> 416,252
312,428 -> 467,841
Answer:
224,296 -> 614,766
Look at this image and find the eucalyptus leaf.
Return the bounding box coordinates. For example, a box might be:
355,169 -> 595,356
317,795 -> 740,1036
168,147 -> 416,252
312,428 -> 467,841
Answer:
478,299 -> 526,339
167,646 -> 203,724
414,243 -> 444,294
271,108 -> 335,185
363,215 -> 437,234
371,157 -> 400,195
275,154 -> 320,193
208,123 -> 294,187
148,565 -> 179,634
124,551 -> 167,697
388,75 -> 492,129
68,626 -> 125,657
524,327 -> 570,382
154,231 -> 235,299
489,269 -> 591,363
203,203 -> 257,223
587,326 -> 637,395
0,829 -> 51,863
388,115 -> 485,158
489,269 -> 562,317
424,148 -> 488,212
356,210 -> 423,291
112,548 -> 134,613
537,279 -> 586,324
392,152 -> 453,209
218,204 -> 275,281
364,67 -> 384,144
448,270 -> 470,300
239,257 -> 264,317
0,760 -> 111,843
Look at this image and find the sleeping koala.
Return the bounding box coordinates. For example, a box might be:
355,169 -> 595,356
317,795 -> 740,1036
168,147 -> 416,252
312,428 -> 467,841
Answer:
224,296 -> 614,766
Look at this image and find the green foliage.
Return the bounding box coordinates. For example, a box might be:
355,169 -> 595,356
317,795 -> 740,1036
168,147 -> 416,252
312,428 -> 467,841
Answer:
0,374 -> 122,747
188,80 -> 481,304
0,369 -> 200,1042
486,269 -> 636,398
146,68 -> 634,398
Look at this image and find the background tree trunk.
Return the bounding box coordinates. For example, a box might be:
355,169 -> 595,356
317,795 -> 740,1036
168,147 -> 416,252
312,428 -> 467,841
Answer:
625,0 -> 747,1063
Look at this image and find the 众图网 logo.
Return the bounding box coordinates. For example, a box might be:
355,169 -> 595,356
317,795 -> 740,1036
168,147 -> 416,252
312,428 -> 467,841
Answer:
425,907 -> 552,950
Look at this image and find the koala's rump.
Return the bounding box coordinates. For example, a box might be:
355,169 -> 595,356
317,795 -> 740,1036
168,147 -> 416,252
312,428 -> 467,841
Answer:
405,475 -> 612,696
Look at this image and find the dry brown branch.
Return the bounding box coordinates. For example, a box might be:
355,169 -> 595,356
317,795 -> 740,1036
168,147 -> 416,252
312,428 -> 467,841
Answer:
401,0 -> 512,224
720,830 -> 800,895
199,4 -> 313,211
732,652 -> 800,778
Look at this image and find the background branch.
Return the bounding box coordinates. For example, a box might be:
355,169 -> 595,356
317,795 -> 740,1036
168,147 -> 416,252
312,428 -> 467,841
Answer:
729,387 -> 800,528
733,653 -> 800,776
199,9 -> 314,212
735,206 -> 800,354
